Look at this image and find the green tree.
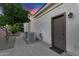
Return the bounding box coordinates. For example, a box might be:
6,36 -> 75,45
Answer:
8,23 -> 21,34
1,3 -> 30,24
0,3 -> 30,41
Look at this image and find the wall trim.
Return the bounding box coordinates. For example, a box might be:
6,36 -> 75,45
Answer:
34,3 -> 63,20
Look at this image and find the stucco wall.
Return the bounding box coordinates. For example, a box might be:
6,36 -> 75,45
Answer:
34,3 -> 79,55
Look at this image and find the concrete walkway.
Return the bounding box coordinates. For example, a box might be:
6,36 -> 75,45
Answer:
0,33 -> 68,56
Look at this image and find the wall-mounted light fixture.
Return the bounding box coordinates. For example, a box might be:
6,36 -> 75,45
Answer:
68,12 -> 73,18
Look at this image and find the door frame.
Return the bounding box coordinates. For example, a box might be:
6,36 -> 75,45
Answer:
51,12 -> 66,52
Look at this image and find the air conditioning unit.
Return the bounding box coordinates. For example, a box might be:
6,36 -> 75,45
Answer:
24,32 -> 43,44
24,32 -> 36,43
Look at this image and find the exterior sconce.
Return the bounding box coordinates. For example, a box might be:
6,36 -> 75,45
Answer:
68,12 -> 73,18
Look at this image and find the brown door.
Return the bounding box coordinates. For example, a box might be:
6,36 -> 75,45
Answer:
51,13 -> 66,53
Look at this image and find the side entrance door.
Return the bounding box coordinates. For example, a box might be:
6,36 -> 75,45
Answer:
51,13 -> 66,54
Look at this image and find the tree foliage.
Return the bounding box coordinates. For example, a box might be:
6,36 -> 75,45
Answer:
0,3 -> 31,40
8,23 -> 21,33
0,3 -> 30,26
0,15 -> 12,26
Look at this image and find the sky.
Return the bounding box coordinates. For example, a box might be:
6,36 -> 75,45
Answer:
22,3 -> 46,15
